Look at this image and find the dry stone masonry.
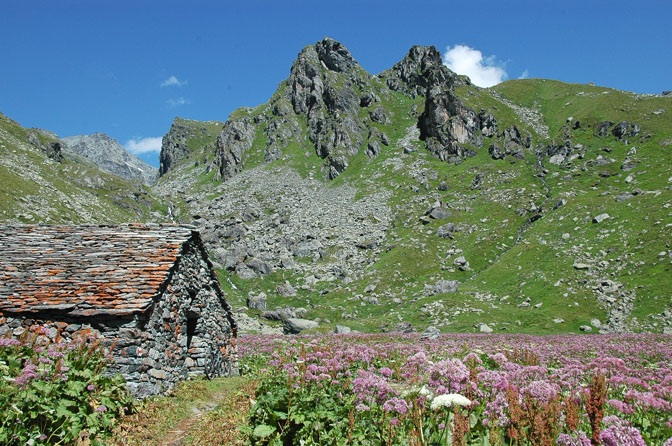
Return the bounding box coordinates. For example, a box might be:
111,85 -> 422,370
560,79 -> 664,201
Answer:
0,224 -> 237,398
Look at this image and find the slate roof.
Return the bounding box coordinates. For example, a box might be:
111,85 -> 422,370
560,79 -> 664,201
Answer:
0,224 -> 200,317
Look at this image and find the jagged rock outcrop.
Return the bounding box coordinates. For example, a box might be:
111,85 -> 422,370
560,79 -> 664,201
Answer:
212,119 -> 256,182
479,112 -> 498,137
288,38 -> 372,178
265,96 -> 303,162
489,125 -> 531,160
420,85 -> 482,162
612,120 -> 640,140
160,118 -> 221,176
27,129 -> 64,162
382,45 -> 457,97
200,39 -> 499,183
206,38 -> 389,181
63,133 -> 157,185
382,45 -> 488,163
546,125 -> 573,158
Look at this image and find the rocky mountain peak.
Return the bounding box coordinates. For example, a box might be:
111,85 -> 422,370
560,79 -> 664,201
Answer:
315,37 -> 357,73
63,133 -> 158,185
382,45 -> 460,97
203,39 -> 495,184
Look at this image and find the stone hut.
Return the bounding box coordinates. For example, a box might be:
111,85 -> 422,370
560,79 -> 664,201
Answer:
0,224 -> 237,397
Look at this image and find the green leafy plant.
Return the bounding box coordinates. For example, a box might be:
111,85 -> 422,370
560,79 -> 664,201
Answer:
0,328 -> 133,445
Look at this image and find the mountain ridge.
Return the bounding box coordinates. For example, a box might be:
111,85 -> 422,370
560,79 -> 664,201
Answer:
152,38 -> 671,335
62,132 -> 158,185
1,38 -> 671,335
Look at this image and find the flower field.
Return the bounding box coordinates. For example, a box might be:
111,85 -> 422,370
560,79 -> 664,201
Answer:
0,328 -> 132,445
239,333 -> 672,445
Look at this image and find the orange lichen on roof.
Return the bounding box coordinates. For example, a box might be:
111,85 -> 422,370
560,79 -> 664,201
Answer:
0,224 -> 198,317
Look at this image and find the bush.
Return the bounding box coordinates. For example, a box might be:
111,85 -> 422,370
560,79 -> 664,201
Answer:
0,327 -> 133,445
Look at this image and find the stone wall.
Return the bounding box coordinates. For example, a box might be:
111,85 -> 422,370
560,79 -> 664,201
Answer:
0,238 -> 237,398
119,237 -> 238,396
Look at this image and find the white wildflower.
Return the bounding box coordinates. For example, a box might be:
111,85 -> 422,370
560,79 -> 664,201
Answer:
401,384 -> 434,400
419,385 -> 434,400
430,393 -> 471,410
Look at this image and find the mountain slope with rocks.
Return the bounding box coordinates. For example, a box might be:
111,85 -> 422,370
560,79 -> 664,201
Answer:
2,38 -> 671,336
0,112 -> 167,223
154,38 -> 672,336
63,133 -> 158,185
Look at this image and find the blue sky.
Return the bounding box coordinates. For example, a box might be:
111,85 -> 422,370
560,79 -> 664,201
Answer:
1,0 -> 670,167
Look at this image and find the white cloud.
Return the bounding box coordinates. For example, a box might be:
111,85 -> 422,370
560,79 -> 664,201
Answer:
518,69 -> 530,79
124,137 -> 163,154
160,75 -> 187,87
443,45 -> 507,88
166,97 -> 190,108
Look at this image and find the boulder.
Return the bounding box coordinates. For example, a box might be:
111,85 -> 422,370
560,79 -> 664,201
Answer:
246,258 -> 271,275
453,256 -> 471,271
390,321 -> 414,333
573,262 -> 591,270
283,318 -> 319,334
612,121 -> 640,140
276,282 -> 297,297
235,263 -> 257,280
261,310 -> 283,321
246,293 -> 267,311
592,213 -> 610,224
294,240 -> 322,257
369,106 -> 390,124
478,323 -> 493,333
432,280 -> 460,295
421,326 -> 441,340
436,223 -> 456,238
334,325 -> 351,334
548,154 -> 565,165
429,207 -> 451,220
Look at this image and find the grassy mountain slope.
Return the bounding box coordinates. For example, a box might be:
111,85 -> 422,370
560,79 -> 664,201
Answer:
0,112 -> 167,224
154,44 -> 671,335
2,39 -> 669,335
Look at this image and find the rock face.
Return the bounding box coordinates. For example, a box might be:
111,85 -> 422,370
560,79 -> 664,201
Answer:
63,133 -> 158,185
212,119 -> 256,182
160,117 -> 223,176
28,129 -> 64,162
287,38 -> 372,178
198,38 -> 497,183
420,84 -> 482,162
384,45 -> 487,163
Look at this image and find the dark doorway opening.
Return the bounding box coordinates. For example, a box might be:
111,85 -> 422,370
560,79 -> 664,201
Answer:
186,310 -> 198,349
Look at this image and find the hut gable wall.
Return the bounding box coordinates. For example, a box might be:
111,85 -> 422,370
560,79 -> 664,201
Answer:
126,238 -> 236,397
